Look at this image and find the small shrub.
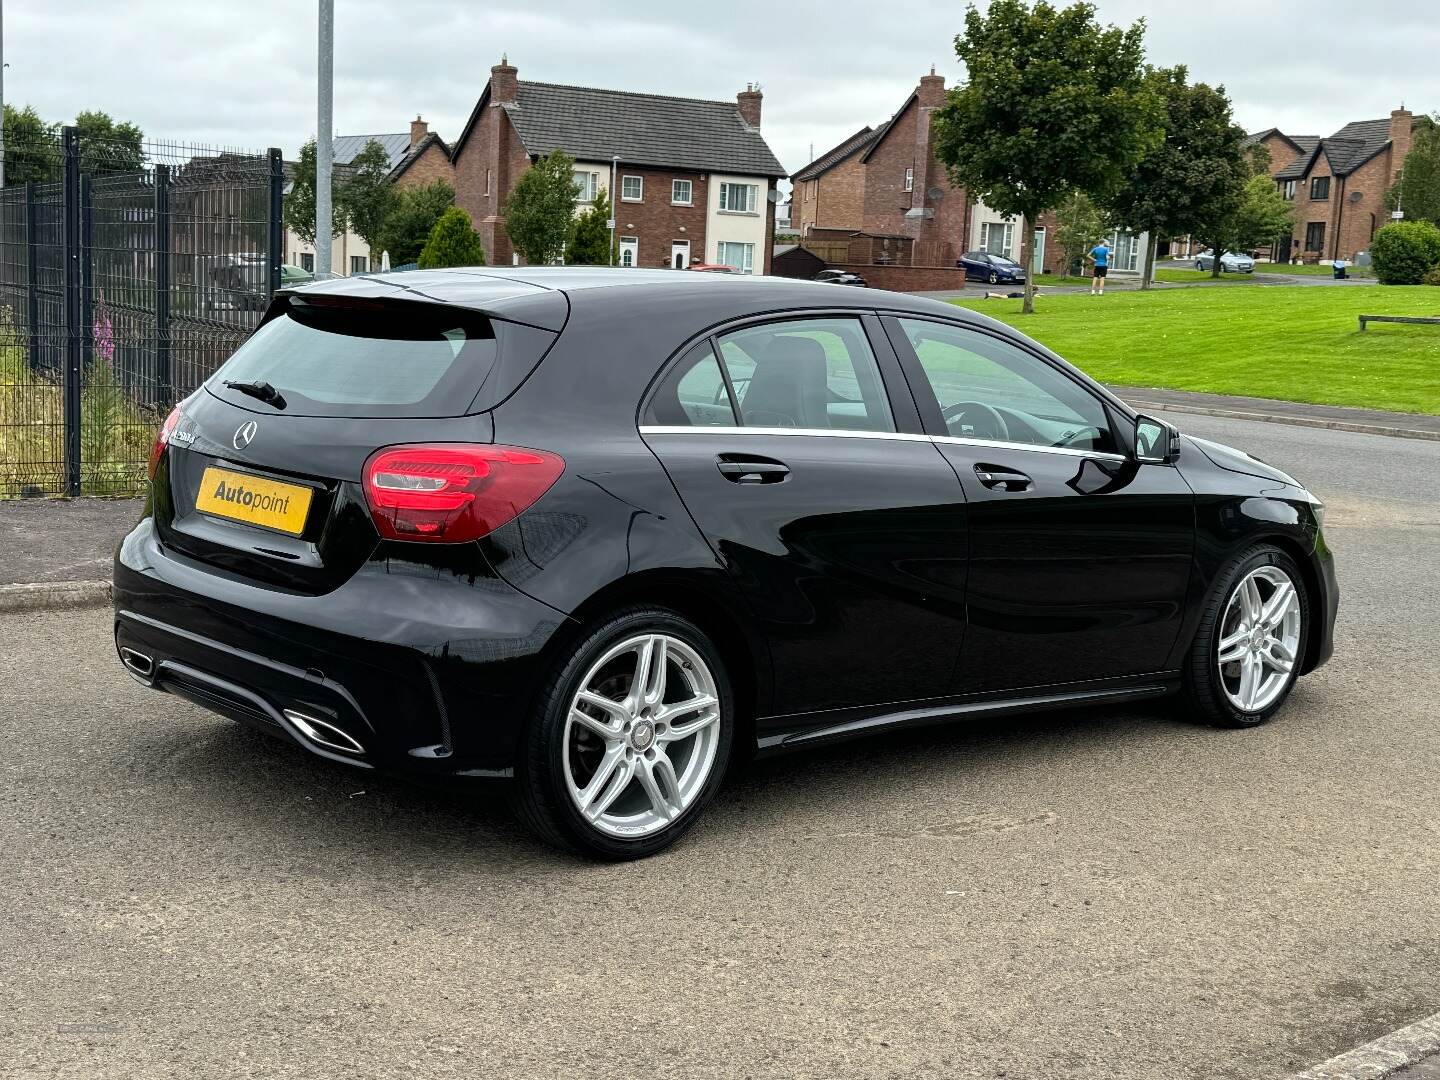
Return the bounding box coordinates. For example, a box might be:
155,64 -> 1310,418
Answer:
1371,220 -> 1440,285
1423,265 -> 1440,287
417,207 -> 486,269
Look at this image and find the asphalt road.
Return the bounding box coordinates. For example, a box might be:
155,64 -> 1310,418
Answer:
2,413 -> 1438,1080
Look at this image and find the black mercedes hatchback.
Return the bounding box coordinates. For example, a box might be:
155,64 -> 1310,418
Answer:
115,268 -> 1337,859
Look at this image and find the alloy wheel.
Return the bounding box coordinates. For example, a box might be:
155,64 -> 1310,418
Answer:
562,632 -> 722,839
1216,566 -> 1302,712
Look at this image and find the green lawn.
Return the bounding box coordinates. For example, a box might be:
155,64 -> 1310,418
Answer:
950,284 -> 1440,415
1254,262 -> 1375,278
1033,269 -> 1253,286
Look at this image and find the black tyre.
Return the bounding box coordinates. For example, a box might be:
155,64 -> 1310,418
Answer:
987,271 -> 999,284
512,607 -> 733,859
1183,544 -> 1309,728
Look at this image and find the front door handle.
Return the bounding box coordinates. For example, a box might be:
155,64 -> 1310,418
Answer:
717,457 -> 790,484
974,463 -> 1032,492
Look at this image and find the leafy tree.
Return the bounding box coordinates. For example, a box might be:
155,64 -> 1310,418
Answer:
339,139 -> 398,254
1387,115 -> 1440,227
373,180 -> 454,266
2,104 -> 58,184
417,207 -> 486,268
933,0 -> 1161,313
567,186 -> 614,265
504,149 -> 577,265
284,139 -> 349,246
1053,192 -> 1111,278
1103,67 -> 1248,288
1371,220 -> 1440,284
1198,173 -> 1293,276
73,110 -> 144,176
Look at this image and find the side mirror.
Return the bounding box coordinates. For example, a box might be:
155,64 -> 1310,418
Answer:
1134,414 -> 1180,464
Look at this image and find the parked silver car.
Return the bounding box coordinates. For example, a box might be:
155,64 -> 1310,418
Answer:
1194,250 -> 1255,273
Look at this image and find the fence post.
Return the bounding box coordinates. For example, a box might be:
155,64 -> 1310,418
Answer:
79,176 -> 94,376
154,163 -> 171,404
23,180 -> 40,372
266,147 -> 283,299
61,126 -> 82,497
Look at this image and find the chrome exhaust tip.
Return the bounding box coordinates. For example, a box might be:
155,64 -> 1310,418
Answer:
282,709 -> 366,755
119,647 -> 155,683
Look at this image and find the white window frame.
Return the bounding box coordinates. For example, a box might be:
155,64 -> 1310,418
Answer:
349,255 -> 368,276
484,168 -> 492,197
716,241 -> 755,274
979,221 -> 1015,259
671,178 -> 693,205
718,182 -> 758,214
619,236 -> 639,268
904,166 -> 914,193
1108,230 -> 1141,272
621,175 -> 644,202
573,170 -> 598,202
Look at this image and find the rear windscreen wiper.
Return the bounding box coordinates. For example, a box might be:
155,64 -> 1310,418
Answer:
224,380 -> 287,410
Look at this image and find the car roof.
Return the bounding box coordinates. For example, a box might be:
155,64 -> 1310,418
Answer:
279,266 -> 977,331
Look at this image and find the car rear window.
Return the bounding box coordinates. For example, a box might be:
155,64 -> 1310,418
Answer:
207,299 -> 552,418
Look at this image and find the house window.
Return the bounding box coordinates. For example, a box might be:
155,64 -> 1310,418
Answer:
716,241 -> 755,274
979,221 -> 1014,258
485,169 -> 492,197
1109,230 -> 1141,272
1310,176 -> 1330,200
300,252 -> 314,272
904,167 -> 914,193
718,182 -> 758,213
619,236 -> 638,267
349,255 -> 368,275
621,175 -> 643,202
1282,179 -> 1296,200
672,178 -> 693,205
573,170 -> 598,202
1305,221 -> 1326,252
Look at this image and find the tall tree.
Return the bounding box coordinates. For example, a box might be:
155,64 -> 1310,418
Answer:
934,0 -> 1161,313
2,104 -> 58,184
1387,115 -> 1440,226
339,139 -> 398,255
283,139 -> 348,246
373,180 -> 454,266
73,110 -> 145,176
567,186 -> 614,265
1053,192 -> 1111,279
504,149 -> 578,265
1103,67 -> 1248,288
418,207 -> 486,268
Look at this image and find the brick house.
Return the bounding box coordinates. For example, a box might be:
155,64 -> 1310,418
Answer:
791,126 -> 875,235
286,118 -> 456,274
449,58 -> 786,272
1265,109 -> 1413,262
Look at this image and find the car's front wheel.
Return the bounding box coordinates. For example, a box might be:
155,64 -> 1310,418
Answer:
1183,545 -> 1309,727
987,271 -> 999,284
513,607 -> 733,859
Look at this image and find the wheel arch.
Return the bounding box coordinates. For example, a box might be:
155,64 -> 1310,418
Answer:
1230,529 -> 1326,676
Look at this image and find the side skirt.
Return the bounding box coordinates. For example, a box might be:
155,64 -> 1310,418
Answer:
754,676 -> 1180,755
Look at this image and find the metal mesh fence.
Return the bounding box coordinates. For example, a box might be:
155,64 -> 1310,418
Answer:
0,130 -> 282,497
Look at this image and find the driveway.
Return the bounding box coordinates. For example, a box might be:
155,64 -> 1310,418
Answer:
2,413 -> 1438,1079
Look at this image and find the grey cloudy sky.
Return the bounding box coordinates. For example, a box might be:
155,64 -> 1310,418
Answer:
7,0 -> 1438,180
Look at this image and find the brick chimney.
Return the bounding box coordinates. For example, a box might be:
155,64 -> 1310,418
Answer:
491,54 -> 518,106
410,115 -> 429,147
737,83 -> 763,129
917,65 -> 947,109
1390,106 -> 1414,172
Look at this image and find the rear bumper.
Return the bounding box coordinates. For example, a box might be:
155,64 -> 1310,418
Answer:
114,517 -> 567,778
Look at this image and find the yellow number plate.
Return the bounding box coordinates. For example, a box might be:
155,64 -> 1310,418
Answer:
195,467 -> 313,536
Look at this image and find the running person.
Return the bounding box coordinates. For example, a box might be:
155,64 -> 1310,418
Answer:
1087,239 -> 1112,294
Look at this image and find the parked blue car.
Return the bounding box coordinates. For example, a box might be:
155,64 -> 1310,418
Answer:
957,250 -> 1027,284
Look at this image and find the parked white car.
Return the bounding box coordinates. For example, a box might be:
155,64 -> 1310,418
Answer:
1194,250 -> 1255,273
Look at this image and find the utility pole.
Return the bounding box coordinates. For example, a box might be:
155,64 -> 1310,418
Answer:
315,0 -> 334,277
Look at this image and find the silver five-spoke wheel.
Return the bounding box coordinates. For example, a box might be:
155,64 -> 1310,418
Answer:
1216,565 -> 1302,713
563,632 -> 722,839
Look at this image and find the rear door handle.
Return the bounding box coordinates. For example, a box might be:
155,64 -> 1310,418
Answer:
974,464 -> 1032,492
717,457 -> 790,484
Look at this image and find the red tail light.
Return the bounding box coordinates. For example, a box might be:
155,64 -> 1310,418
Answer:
149,404 -> 184,480
362,444 -> 565,543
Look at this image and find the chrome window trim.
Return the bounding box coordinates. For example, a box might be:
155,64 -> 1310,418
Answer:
638,425 -> 1129,462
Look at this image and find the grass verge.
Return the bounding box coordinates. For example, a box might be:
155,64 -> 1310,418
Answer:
951,284 -> 1440,415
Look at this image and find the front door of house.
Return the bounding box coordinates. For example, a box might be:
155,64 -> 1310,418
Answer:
1031,226 -> 1046,274
671,240 -> 690,270
619,236 -> 638,268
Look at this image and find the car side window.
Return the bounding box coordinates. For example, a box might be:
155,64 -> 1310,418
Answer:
714,318 -> 895,432
898,318 -> 1114,453
643,342 -> 737,427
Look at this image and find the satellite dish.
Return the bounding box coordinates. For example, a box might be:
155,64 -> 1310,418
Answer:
1348,190 -> 1363,203
767,189 -> 783,203
926,186 -> 945,201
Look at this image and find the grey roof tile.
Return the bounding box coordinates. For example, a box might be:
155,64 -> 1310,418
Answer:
506,81 -> 785,176
331,132 -> 412,171
792,127 -> 877,181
